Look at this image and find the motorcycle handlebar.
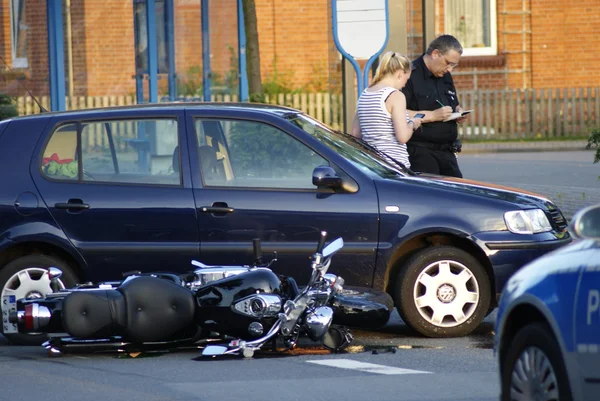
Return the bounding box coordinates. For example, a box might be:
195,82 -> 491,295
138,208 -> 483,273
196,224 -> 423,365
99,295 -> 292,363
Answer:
316,231 -> 327,254
252,238 -> 263,266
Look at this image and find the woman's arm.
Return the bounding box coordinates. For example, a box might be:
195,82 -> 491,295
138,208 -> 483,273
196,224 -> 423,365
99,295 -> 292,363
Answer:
387,91 -> 421,144
351,113 -> 362,138
406,107 -> 453,123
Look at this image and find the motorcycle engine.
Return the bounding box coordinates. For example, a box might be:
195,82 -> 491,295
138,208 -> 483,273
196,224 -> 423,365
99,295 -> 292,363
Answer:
233,294 -> 282,318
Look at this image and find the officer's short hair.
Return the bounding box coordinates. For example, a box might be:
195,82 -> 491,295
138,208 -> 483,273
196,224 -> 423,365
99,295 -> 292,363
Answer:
426,34 -> 463,56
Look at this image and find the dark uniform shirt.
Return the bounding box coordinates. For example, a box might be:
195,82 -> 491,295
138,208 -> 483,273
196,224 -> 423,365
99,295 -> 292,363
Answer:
402,55 -> 460,145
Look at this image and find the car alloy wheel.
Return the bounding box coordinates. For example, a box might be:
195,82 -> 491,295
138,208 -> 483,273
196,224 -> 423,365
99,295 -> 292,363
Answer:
510,346 -> 559,401
393,246 -> 490,337
413,259 -> 479,327
1,267 -> 67,304
0,255 -> 77,345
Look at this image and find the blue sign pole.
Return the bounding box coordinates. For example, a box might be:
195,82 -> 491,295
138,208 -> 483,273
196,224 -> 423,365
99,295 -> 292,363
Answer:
47,0 -> 66,111
362,1 -> 390,91
237,0 -> 249,102
201,0 -> 211,102
331,0 -> 363,98
146,0 -> 159,103
133,1 -> 144,104
165,0 -> 177,101
331,0 -> 389,99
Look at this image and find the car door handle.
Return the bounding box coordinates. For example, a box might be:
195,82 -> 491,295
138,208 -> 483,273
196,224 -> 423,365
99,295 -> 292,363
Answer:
200,206 -> 234,214
55,199 -> 90,210
200,202 -> 234,215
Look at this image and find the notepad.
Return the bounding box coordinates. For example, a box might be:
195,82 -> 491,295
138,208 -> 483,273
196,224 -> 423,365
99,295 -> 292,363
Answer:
443,110 -> 473,122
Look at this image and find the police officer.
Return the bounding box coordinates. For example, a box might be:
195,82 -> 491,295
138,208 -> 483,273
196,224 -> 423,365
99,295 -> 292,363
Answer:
402,34 -> 467,178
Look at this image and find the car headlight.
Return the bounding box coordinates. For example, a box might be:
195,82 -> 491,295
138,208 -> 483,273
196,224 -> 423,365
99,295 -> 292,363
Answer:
504,209 -> 552,234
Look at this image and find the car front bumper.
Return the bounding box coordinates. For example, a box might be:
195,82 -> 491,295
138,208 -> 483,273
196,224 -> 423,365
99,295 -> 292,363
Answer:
472,231 -> 572,296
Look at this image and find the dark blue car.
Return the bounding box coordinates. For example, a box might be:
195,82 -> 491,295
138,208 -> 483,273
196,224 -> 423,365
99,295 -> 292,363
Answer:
0,103 -> 570,345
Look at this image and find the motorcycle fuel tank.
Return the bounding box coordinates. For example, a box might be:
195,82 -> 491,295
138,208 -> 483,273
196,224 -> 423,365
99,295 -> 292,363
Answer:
194,268 -> 283,339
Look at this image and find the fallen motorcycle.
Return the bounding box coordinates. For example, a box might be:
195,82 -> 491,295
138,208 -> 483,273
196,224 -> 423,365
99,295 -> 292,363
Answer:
2,231 -> 393,357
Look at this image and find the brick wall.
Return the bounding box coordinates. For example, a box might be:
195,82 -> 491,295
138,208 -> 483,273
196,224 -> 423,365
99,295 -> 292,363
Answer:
174,0 -> 238,96
0,2 -> 10,66
255,0 -> 333,91
405,0 -> 600,91
0,0 -> 49,96
530,0 -> 600,89
3,0 -> 600,100
173,0 -> 336,95
75,1 -> 135,96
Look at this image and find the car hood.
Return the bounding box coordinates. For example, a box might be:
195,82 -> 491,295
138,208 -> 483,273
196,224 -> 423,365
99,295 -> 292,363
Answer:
402,173 -> 553,209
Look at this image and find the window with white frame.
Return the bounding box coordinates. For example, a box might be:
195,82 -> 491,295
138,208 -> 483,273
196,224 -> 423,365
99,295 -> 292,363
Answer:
444,0 -> 497,56
10,0 -> 28,68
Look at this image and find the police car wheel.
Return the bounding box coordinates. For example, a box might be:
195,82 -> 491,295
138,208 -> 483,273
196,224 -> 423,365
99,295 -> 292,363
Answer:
393,246 -> 491,337
501,322 -> 572,401
0,255 -> 77,346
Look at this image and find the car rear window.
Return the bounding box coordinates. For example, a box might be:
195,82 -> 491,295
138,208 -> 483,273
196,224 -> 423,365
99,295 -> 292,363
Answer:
41,118 -> 181,186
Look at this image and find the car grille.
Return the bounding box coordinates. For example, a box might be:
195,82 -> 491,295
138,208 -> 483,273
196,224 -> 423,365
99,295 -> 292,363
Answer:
547,208 -> 568,231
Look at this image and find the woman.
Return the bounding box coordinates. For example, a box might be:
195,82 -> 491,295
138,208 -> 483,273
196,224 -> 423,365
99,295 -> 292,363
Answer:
352,51 -> 421,169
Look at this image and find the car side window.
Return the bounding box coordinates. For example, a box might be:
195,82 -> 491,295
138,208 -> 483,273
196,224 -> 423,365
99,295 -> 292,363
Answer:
41,118 -> 181,186
194,119 -> 328,189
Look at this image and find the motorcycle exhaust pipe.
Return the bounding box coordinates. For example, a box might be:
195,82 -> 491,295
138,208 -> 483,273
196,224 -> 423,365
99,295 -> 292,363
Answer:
10,304 -> 52,332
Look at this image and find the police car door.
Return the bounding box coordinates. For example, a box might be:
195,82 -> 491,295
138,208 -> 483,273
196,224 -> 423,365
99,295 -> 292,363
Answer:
574,241 -> 600,397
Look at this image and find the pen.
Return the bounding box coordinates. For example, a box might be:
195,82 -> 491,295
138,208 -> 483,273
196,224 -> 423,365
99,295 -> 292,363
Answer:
436,100 -> 445,108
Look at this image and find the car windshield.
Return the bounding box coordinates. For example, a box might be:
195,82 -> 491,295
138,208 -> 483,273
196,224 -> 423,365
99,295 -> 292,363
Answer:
286,113 -> 416,179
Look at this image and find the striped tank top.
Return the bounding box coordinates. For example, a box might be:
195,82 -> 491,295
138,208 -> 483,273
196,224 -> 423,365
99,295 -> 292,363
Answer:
356,86 -> 411,168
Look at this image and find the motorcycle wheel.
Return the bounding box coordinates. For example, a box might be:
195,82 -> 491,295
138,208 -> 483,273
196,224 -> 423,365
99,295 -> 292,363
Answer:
0,254 -> 78,346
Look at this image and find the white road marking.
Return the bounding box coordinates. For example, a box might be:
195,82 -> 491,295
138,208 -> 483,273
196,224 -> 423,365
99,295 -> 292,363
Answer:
306,358 -> 432,375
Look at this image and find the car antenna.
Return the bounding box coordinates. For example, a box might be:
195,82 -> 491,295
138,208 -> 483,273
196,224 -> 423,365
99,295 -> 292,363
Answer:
0,54 -> 48,113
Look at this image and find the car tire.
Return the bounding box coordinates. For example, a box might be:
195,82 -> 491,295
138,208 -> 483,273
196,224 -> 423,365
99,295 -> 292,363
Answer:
393,246 -> 490,337
0,255 -> 77,346
501,322 -> 572,401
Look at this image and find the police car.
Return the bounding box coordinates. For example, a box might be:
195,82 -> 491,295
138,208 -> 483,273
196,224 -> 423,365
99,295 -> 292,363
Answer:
495,204 -> 600,401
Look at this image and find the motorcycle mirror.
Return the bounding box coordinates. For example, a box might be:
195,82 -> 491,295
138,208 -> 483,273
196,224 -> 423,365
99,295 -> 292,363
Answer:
47,267 -> 63,280
322,238 -> 344,258
202,345 -> 228,356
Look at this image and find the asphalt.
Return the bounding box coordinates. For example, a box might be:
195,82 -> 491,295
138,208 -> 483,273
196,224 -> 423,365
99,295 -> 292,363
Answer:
459,140 -> 596,220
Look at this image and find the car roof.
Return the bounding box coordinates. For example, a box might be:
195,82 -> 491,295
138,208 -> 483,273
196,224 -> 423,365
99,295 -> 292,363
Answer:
6,102 -> 302,122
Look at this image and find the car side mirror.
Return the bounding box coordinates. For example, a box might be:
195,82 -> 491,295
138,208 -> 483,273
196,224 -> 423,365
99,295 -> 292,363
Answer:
312,166 -> 342,189
570,204 -> 600,240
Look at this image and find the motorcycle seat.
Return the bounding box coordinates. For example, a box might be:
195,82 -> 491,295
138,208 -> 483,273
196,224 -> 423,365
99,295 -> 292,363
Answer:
62,289 -> 127,338
118,276 -> 195,342
62,276 -> 196,342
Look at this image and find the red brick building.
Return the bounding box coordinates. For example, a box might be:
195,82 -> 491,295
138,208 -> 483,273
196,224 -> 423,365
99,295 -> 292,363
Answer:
0,0 -> 598,99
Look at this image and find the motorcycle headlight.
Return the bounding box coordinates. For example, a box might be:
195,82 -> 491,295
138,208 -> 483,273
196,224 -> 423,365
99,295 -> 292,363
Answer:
504,209 -> 552,234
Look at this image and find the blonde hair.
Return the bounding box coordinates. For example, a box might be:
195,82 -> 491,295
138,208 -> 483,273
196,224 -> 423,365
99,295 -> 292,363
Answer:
371,51 -> 411,86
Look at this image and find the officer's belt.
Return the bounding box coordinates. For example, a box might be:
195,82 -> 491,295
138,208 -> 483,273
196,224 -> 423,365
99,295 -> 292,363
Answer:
408,141 -> 453,151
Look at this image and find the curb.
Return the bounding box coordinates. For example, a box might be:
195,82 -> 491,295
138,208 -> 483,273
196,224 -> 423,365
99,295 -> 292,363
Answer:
461,140 -> 590,154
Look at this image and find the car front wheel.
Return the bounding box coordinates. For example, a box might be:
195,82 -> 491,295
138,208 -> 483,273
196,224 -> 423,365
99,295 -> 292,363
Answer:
0,255 -> 77,346
501,322 -> 572,401
393,246 -> 491,337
